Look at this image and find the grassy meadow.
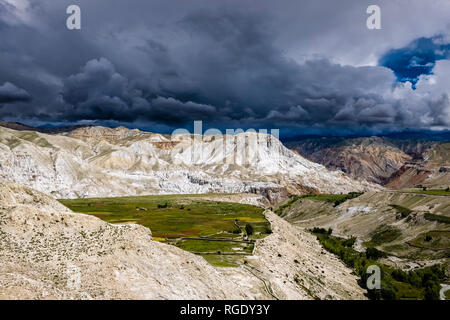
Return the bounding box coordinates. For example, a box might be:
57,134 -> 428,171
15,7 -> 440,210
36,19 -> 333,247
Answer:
59,194 -> 271,267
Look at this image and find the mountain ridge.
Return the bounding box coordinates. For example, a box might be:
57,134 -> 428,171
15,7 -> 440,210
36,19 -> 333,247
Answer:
0,125 -> 378,200
286,136 -> 449,188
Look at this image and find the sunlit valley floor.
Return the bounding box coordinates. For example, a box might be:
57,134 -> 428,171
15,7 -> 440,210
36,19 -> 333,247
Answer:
59,194 -> 272,268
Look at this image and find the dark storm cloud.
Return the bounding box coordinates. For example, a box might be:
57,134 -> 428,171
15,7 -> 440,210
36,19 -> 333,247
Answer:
0,82 -> 31,103
60,57 -> 217,124
61,58 -> 142,122
0,0 -> 449,134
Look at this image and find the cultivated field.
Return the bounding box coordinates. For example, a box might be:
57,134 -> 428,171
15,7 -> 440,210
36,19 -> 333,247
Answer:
59,194 -> 271,267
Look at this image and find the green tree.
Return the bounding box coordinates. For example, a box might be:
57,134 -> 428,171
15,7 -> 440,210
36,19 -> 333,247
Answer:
245,223 -> 254,236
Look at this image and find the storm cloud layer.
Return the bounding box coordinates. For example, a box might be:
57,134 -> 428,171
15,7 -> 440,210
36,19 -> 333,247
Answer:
1,0 -> 450,135
0,82 -> 31,103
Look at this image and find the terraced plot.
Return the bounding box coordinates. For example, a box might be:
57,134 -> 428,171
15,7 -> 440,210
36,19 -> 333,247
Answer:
406,189 -> 450,196
409,230 -> 450,250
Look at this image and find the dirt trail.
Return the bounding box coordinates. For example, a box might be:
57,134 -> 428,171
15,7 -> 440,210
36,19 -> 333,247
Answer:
440,284 -> 450,300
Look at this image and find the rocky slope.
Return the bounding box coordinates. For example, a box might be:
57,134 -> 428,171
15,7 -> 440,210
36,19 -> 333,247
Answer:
0,126 -> 376,200
286,137 -> 412,185
281,191 -> 450,264
235,212 -> 366,300
0,182 -> 365,299
286,136 -> 449,188
386,143 -> 450,189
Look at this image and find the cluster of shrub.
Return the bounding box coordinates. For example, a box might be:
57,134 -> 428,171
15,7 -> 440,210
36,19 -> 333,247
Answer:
245,223 -> 254,236
390,266 -> 446,300
389,204 -> 412,219
332,192 -> 363,207
157,202 -> 169,209
310,228 -> 447,300
229,222 -> 271,237
310,227 -> 333,235
424,212 -> 450,224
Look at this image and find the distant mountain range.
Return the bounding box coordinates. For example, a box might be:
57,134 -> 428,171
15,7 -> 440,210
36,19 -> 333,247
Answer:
0,120 -> 90,134
282,130 -> 450,142
286,136 -> 450,189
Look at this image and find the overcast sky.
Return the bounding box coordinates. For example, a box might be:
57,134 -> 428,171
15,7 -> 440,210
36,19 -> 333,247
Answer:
1,0 -> 450,136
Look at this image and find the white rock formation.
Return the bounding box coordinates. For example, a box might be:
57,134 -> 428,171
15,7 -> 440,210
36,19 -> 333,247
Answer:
0,126 -> 378,199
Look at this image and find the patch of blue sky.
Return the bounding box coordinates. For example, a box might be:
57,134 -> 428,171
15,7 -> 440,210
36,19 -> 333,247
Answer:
379,35 -> 450,88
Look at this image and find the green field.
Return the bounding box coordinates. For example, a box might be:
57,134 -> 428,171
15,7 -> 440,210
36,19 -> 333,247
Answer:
389,204 -> 412,218
59,194 -> 271,267
367,225 -> 402,246
301,192 -> 363,205
410,230 -> 450,250
276,192 -> 363,215
407,189 -> 450,196
424,213 -> 450,224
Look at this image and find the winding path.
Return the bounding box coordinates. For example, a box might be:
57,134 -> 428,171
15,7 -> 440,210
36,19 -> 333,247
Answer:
243,265 -> 279,300
440,284 -> 450,300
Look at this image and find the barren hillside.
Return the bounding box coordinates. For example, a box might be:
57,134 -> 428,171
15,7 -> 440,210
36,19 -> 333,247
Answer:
386,143 -> 450,189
